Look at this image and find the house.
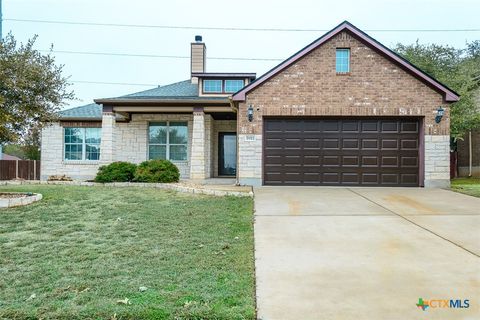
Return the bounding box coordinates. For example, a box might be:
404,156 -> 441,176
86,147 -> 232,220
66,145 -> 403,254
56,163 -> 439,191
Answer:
1,153 -> 22,160
41,21 -> 459,187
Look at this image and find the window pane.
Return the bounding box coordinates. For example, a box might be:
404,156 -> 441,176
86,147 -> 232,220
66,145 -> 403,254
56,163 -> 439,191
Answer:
65,144 -> 82,160
169,145 -> 187,161
336,49 -> 350,73
169,122 -> 188,144
149,145 -> 166,160
85,128 -> 101,144
149,122 -> 167,143
86,144 -> 100,160
203,80 -> 222,93
225,80 -> 245,93
65,127 -> 83,143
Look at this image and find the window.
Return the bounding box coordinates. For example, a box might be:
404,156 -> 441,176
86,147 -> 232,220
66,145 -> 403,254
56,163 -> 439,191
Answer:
225,79 -> 245,93
149,122 -> 188,161
203,79 -> 245,93
64,127 -> 101,161
203,79 -> 223,93
336,48 -> 350,73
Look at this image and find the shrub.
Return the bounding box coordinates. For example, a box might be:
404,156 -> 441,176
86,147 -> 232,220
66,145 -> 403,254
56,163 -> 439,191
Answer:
94,161 -> 137,183
134,160 -> 180,183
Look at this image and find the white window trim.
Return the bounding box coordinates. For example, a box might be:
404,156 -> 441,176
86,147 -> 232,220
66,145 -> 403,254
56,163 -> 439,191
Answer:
336,48 -> 350,73
224,79 -> 245,93
148,121 -> 188,161
203,79 -> 223,93
64,127 -> 101,162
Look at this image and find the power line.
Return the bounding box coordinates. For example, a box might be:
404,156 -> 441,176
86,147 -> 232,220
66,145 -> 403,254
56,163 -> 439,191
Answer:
6,18 -> 480,33
71,80 -> 158,86
41,49 -> 283,61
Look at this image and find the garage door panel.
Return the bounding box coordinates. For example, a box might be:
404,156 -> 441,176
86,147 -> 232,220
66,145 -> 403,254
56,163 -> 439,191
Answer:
323,139 -> 340,149
401,139 -> 418,150
342,173 -> 360,184
401,122 -> 419,133
342,139 -> 360,149
263,118 -> 420,186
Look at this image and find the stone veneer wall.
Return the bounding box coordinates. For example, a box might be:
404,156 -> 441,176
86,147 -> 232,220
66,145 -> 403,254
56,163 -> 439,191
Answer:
237,31 -> 451,187
114,114 -> 194,178
41,123 -> 101,180
424,135 -> 450,187
41,114 -> 204,181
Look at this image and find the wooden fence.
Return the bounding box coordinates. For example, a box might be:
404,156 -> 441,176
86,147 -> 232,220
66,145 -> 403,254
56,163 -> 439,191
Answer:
0,160 -> 40,180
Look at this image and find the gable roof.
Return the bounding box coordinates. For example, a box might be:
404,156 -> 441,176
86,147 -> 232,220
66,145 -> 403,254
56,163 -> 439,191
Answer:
232,21 -> 460,102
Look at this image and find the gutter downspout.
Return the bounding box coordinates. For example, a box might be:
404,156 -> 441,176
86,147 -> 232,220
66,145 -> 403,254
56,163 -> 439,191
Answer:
469,130 -> 473,177
229,97 -> 240,186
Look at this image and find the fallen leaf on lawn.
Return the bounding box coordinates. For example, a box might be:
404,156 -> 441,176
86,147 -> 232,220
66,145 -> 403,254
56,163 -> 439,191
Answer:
234,236 -> 239,240
139,286 -> 148,292
26,293 -> 36,301
79,287 -> 90,293
116,217 -> 123,221
110,313 -> 117,320
184,300 -> 195,308
197,244 -> 204,248
117,298 -> 131,305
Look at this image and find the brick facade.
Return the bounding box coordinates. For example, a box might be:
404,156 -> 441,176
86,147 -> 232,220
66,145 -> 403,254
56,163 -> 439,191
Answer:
237,31 -> 450,186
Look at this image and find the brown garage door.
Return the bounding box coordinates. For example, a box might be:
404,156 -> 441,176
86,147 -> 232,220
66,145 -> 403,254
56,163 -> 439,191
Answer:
263,118 -> 420,186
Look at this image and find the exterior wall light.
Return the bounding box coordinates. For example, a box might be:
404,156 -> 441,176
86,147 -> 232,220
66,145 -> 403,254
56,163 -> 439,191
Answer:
435,106 -> 445,123
247,105 -> 254,122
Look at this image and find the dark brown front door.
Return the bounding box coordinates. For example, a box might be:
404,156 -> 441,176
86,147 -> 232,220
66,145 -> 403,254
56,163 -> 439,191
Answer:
263,118 -> 420,186
219,132 -> 237,176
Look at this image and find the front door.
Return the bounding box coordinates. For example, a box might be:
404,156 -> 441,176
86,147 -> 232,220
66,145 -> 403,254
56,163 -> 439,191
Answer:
218,132 -> 237,176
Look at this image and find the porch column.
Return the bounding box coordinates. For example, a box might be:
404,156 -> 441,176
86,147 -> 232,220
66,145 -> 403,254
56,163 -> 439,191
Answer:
100,105 -> 115,164
190,107 -> 206,179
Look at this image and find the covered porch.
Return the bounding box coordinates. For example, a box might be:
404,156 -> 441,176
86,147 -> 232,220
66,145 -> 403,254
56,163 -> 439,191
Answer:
96,100 -> 238,182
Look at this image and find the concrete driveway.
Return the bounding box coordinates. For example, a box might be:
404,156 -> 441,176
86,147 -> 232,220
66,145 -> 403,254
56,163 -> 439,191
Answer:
254,187 -> 480,320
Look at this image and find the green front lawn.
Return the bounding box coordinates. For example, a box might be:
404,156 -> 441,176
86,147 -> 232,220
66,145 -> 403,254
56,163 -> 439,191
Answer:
451,178 -> 480,198
0,186 -> 255,319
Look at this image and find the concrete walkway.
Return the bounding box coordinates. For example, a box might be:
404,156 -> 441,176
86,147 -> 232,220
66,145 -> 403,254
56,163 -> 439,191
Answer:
254,187 -> 480,320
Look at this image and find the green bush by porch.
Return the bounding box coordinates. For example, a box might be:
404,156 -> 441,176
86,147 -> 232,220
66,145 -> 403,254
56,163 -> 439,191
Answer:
94,161 -> 137,183
134,159 -> 180,183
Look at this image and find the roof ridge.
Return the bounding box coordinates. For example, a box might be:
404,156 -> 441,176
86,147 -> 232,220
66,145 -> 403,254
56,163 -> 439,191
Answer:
120,79 -> 192,98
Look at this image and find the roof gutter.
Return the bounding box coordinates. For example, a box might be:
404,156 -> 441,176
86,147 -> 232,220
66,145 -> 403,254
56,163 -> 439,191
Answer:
94,98 -> 230,105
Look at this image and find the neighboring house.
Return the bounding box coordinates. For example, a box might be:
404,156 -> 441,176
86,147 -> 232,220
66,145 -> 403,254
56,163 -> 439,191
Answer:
1,153 -> 22,160
41,21 -> 459,187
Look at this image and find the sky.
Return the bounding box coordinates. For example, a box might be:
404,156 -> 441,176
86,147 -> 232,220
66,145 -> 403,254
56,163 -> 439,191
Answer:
3,0 -> 480,109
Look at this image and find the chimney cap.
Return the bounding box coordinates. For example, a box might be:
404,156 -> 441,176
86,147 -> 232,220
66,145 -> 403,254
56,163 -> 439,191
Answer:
194,35 -> 203,43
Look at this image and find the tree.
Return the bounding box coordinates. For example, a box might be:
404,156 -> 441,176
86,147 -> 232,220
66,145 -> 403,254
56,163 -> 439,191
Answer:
394,41 -> 480,139
0,33 -> 74,144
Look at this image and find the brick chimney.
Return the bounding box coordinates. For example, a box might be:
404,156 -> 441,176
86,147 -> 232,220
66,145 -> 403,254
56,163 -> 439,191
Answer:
191,35 -> 206,84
